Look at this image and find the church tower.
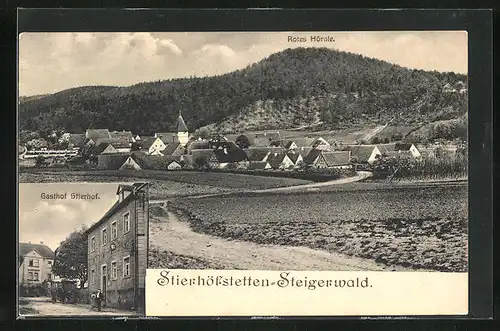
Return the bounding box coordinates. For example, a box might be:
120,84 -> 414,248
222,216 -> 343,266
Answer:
176,110 -> 189,146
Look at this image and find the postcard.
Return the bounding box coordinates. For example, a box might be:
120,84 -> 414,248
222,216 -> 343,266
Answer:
18,31 -> 469,317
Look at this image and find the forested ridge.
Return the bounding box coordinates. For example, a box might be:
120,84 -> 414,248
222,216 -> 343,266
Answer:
19,47 -> 467,135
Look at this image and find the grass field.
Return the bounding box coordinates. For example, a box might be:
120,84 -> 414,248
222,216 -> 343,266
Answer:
19,170 -> 312,189
171,184 -> 468,272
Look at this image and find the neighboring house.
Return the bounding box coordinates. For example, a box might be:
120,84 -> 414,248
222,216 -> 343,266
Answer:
85,129 -> 111,145
19,242 -> 55,285
110,131 -> 135,143
119,155 -> 142,170
304,150 -> 352,169
85,183 -> 149,312
394,143 -> 421,158
162,142 -> 184,156
245,147 -> 284,162
266,152 -> 295,170
312,137 -> 331,151
91,142 -> 119,156
209,146 -> 249,169
134,135 -> 141,141
166,160 -> 182,170
154,111 -> 190,147
283,141 -> 298,150
286,151 -> 304,168
139,137 -> 167,156
97,154 -> 130,170
292,137 -> 318,148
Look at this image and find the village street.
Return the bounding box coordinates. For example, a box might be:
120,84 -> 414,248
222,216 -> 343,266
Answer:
19,297 -> 137,316
149,208 -> 402,271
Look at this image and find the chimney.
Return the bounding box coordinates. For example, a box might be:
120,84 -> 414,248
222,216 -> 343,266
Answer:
40,241 -> 44,245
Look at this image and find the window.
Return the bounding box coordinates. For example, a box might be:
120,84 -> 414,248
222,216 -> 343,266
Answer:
123,213 -> 130,233
123,256 -> 130,278
28,272 -> 33,280
47,260 -> 52,266
111,221 -> 117,240
47,273 -> 52,280
91,269 -> 95,285
111,261 -> 117,280
91,236 -> 96,252
33,272 -> 39,281
28,260 -> 33,267
102,228 -> 107,246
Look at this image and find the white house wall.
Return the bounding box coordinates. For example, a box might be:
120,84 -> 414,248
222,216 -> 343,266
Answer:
367,147 -> 382,164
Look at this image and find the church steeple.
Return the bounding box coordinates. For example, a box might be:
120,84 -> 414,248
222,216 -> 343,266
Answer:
177,110 -> 188,133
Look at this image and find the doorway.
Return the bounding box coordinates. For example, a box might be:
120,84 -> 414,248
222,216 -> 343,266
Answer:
101,264 -> 107,302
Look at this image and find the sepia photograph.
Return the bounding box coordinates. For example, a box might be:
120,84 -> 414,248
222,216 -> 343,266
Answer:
18,182 -> 149,317
17,31 -> 469,313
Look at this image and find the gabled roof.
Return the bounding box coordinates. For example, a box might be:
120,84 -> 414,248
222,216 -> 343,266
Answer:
91,142 -> 117,155
86,129 -> 111,142
286,151 -> 302,164
346,145 -> 375,163
85,183 -> 149,235
293,137 -> 318,148
284,141 -> 297,149
321,151 -> 351,166
177,113 -> 188,132
296,147 -> 314,157
245,148 -> 271,161
376,143 -> 397,154
19,242 -> 55,259
155,133 -> 179,144
130,152 -> 180,170
303,149 -> 322,164
266,152 -> 289,168
97,153 -> 131,170
110,131 -> 134,142
68,134 -> 86,146
163,142 -> 184,156
139,136 -> 163,149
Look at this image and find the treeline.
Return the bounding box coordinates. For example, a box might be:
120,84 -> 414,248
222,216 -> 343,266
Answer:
19,47 -> 467,134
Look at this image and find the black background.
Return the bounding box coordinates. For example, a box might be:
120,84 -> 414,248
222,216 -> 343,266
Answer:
2,4 -> 497,331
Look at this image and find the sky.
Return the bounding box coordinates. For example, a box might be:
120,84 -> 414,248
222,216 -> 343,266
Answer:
19,183 -> 133,251
18,31 -> 468,97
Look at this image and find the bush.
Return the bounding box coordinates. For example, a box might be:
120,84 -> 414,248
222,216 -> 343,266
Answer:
19,283 -> 49,297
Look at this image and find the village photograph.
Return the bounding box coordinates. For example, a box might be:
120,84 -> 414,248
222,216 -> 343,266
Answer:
18,32 -> 468,275
18,182 -> 149,317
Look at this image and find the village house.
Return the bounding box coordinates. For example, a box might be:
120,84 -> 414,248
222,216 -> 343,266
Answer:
85,129 -> 112,146
110,131 -> 135,143
19,242 -> 55,285
286,151 -> 304,168
166,159 -> 182,170
303,150 -> 352,169
209,146 -> 249,169
138,136 -> 167,156
154,111 -> 190,147
85,183 -> 149,312
266,151 -> 295,170
347,143 -> 421,165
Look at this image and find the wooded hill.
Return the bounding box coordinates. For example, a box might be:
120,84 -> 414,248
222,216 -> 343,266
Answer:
18,47 -> 467,136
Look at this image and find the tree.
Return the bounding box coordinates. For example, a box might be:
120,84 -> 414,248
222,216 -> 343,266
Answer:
235,135 -> 251,149
52,226 -> 88,288
194,156 -> 209,170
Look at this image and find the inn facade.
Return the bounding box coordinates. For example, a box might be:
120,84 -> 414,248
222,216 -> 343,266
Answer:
85,183 -> 149,313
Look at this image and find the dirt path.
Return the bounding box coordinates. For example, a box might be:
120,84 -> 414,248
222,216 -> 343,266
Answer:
19,297 -> 137,316
149,208 -> 389,271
